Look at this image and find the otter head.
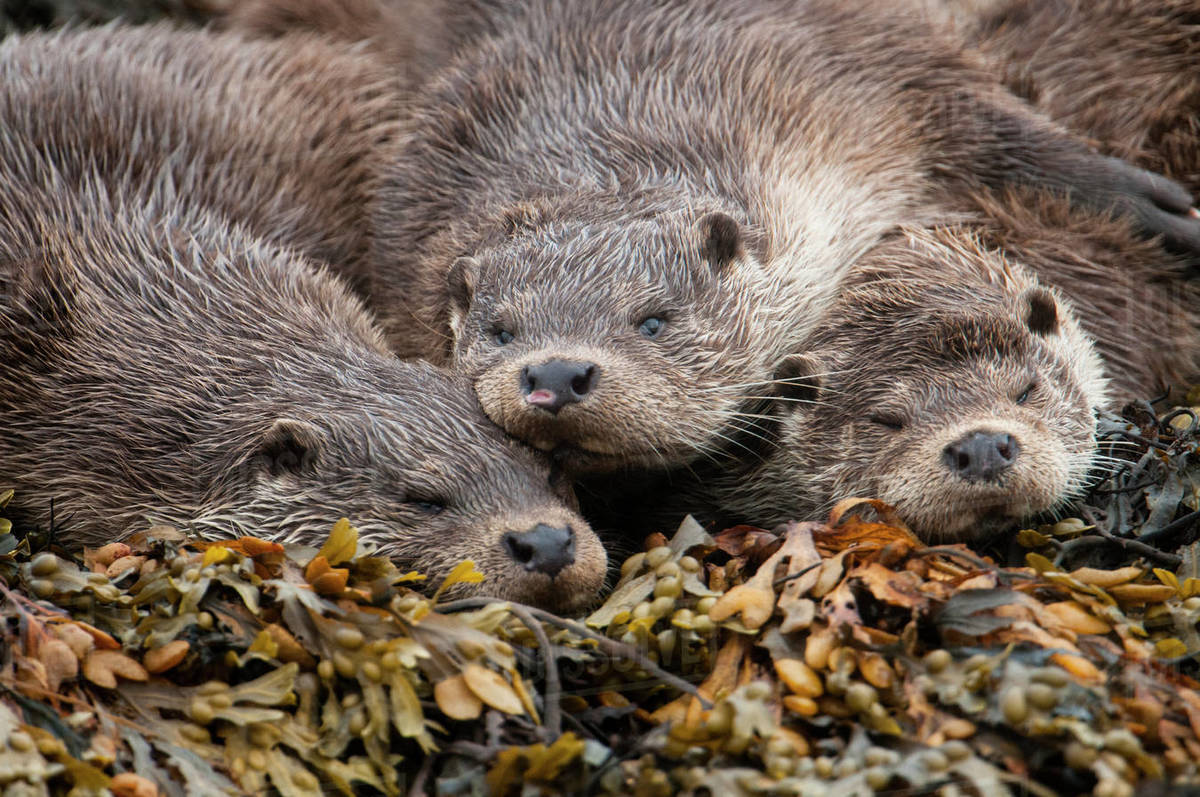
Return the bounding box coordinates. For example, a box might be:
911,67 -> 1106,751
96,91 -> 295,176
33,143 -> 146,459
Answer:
445,191 -> 778,474
0,192 -> 606,614
758,227 -> 1108,542
225,361 -> 608,613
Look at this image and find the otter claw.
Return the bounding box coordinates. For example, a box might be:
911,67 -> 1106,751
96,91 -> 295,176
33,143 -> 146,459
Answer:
1101,156 -> 1200,252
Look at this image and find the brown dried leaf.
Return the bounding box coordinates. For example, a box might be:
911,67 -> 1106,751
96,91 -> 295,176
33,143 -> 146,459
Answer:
86,542 -> 131,569
52,622 -> 95,659
1109,584 -> 1177,605
1043,601 -> 1113,635
711,525 -> 778,559
854,561 -> 929,610
311,569 -> 349,596
822,498 -> 920,554
38,638 -> 79,693
1070,566 -> 1143,588
106,555 -> 146,580
774,658 -> 822,698
264,623 -> 315,666
143,640 -> 189,674
84,649 -> 149,689
110,773 -> 159,797
462,663 -> 523,715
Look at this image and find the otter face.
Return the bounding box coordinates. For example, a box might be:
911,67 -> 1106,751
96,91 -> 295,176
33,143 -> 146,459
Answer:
446,196 -> 776,473
758,229 -> 1108,542
222,362 -> 608,614
0,209 -> 606,615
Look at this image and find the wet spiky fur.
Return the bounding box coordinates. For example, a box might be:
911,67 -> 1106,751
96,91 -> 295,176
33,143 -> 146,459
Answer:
953,0 -> 1200,195
362,0 -> 1196,474
0,26 -> 606,613
616,227 -> 1109,543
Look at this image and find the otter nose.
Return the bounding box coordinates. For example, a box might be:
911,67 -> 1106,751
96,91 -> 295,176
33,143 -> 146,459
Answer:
942,431 -> 1020,483
502,524 -> 576,579
520,360 -> 597,414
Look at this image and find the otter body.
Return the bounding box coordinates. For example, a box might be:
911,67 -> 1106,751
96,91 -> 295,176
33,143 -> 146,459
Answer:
0,26 -> 605,612
362,0 -> 1198,474
953,0 -> 1200,195
221,0 -> 497,93
0,23 -> 405,293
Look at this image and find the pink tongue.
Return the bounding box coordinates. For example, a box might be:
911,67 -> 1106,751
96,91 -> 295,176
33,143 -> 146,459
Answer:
527,389 -> 557,407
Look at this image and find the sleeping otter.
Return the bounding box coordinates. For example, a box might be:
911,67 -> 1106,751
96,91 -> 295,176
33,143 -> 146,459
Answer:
0,24 -> 606,612
601,224 -> 1108,542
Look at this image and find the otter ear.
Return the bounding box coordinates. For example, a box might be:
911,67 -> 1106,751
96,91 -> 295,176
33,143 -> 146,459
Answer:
256,418 -> 321,478
1023,287 -> 1059,336
446,256 -> 478,315
773,353 -> 822,410
697,212 -> 743,274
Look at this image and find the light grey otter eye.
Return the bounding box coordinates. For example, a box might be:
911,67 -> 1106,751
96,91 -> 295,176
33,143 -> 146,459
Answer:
639,317 -> 664,338
493,329 -> 514,346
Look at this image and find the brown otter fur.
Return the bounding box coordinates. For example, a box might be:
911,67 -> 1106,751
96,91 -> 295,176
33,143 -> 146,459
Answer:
219,0 -> 498,92
0,22 -> 405,296
969,189 -> 1200,402
363,0 -> 1200,475
610,225 -> 1110,542
0,26 -> 606,612
950,0 -> 1200,195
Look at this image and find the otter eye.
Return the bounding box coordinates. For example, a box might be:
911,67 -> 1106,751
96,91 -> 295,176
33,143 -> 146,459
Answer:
639,316 -> 665,338
869,414 -> 905,431
407,498 -> 446,515
1015,381 -> 1036,405
492,329 -> 514,346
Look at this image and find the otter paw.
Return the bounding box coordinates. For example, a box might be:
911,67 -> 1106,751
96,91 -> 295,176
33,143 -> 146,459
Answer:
1097,155 -> 1200,253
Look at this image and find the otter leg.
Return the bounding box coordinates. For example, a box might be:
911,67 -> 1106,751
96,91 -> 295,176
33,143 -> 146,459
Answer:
930,92 -> 1200,252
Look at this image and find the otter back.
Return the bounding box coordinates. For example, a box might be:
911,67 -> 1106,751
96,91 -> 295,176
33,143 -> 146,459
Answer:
0,22 -> 404,292
954,0 -> 1200,195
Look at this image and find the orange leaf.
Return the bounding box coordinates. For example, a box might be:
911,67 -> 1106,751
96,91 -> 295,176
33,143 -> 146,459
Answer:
143,640 -> 190,674
311,569 -> 349,595
83,650 -> 148,689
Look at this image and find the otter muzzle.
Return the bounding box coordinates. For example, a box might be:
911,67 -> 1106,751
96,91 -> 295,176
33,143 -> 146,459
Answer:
502,523 -> 576,579
942,431 -> 1020,483
520,360 -> 598,414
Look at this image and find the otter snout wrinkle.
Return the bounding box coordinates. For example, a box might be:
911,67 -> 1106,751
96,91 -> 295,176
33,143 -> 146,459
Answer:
521,360 -> 597,414
942,432 -> 1020,483
502,523 -> 576,578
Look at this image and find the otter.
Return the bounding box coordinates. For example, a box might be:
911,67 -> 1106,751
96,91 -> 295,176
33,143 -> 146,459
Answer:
0,26 -> 606,612
599,224 -> 1110,542
946,0 -> 1200,196
356,0 -> 1200,476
